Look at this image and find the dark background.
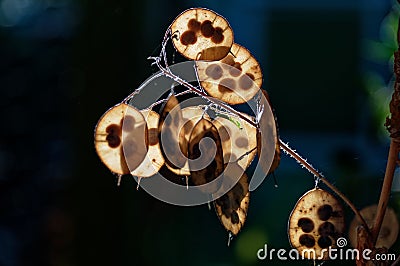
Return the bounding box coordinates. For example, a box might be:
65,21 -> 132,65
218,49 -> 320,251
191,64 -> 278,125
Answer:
0,0 -> 399,265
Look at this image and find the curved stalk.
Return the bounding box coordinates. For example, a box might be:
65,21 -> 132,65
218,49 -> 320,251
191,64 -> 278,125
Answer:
278,139 -> 370,231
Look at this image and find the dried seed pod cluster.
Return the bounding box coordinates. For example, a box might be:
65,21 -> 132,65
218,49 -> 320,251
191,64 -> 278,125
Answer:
288,188 -> 345,260
94,7 -> 279,240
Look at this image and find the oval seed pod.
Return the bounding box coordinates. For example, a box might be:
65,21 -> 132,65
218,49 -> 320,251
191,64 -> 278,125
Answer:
94,103 -> 145,175
170,8 -> 234,61
214,163 -> 250,236
288,188 -> 345,260
164,105 -> 208,176
250,89 -> 277,191
213,112 -> 257,171
179,106 -> 208,153
348,205 -> 399,249
121,105 -> 148,173
158,93 -> 187,172
196,43 -> 262,105
257,90 -> 280,175
159,96 -> 207,176
188,118 -> 224,193
130,110 -> 164,178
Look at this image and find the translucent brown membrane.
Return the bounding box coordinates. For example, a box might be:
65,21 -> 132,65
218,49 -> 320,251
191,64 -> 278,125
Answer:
288,188 -> 345,260
257,90 -> 281,174
188,118 -> 224,193
159,96 -> 207,176
212,112 -> 257,171
170,8 -> 234,61
196,43 -> 262,105
130,110 -> 164,178
158,94 -> 186,173
94,103 -> 146,175
213,163 -> 249,236
121,105 -> 148,173
254,90 -> 278,181
179,106 -> 208,155
348,205 -> 399,249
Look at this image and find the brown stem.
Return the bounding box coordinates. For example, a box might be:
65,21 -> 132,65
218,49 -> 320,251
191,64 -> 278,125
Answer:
279,139 -> 370,230
371,140 -> 399,244
371,15 -> 400,247
151,56 -> 257,127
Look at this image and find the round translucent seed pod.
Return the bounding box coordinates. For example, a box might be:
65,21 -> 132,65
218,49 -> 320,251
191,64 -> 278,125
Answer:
158,94 -> 186,173
130,110 -> 164,178
158,95 -> 207,176
212,112 -> 257,171
214,163 -> 250,236
196,43 -> 262,105
170,8 -> 234,61
348,205 -> 399,249
121,105 -> 148,173
188,118 -> 224,193
94,103 -> 147,175
288,188 -> 345,260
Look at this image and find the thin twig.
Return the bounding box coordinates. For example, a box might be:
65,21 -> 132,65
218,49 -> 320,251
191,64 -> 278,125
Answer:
278,138 -> 370,230
148,55 -> 257,128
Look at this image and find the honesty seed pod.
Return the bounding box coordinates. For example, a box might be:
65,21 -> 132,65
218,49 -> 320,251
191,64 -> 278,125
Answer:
170,7 -> 234,61
348,205 -> 399,249
130,110 -> 164,179
159,95 -> 207,176
158,94 -> 187,172
94,103 -> 147,175
214,163 -> 250,236
212,112 -> 257,171
288,188 -> 345,260
257,89 -> 281,175
175,106 -> 209,175
196,43 -> 262,105
188,118 -> 224,193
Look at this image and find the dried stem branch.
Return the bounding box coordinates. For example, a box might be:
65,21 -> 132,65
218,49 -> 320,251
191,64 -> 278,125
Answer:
371,140 -> 399,244
279,139 -> 370,230
148,55 -> 257,127
371,16 -> 400,246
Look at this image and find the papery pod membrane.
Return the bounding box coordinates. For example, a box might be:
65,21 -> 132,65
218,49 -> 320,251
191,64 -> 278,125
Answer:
257,89 -> 280,175
188,118 -> 224,194
349,205 -> 399,249
158,94 -> 187,173
213,163 -> 250,236
288,188 -> 345,260
196,43 -> 262,105
159,96 -> 208,176
94,103 -> 147,175
170,8 -> 234,61
212,112 -> 257,171
130,110 -> 164,178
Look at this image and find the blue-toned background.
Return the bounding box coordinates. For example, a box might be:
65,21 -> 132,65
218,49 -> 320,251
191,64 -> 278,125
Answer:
1,0 -> 399,265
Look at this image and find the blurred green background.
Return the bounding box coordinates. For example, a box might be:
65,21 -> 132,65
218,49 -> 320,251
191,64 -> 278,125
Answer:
0,0 -> 399,265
